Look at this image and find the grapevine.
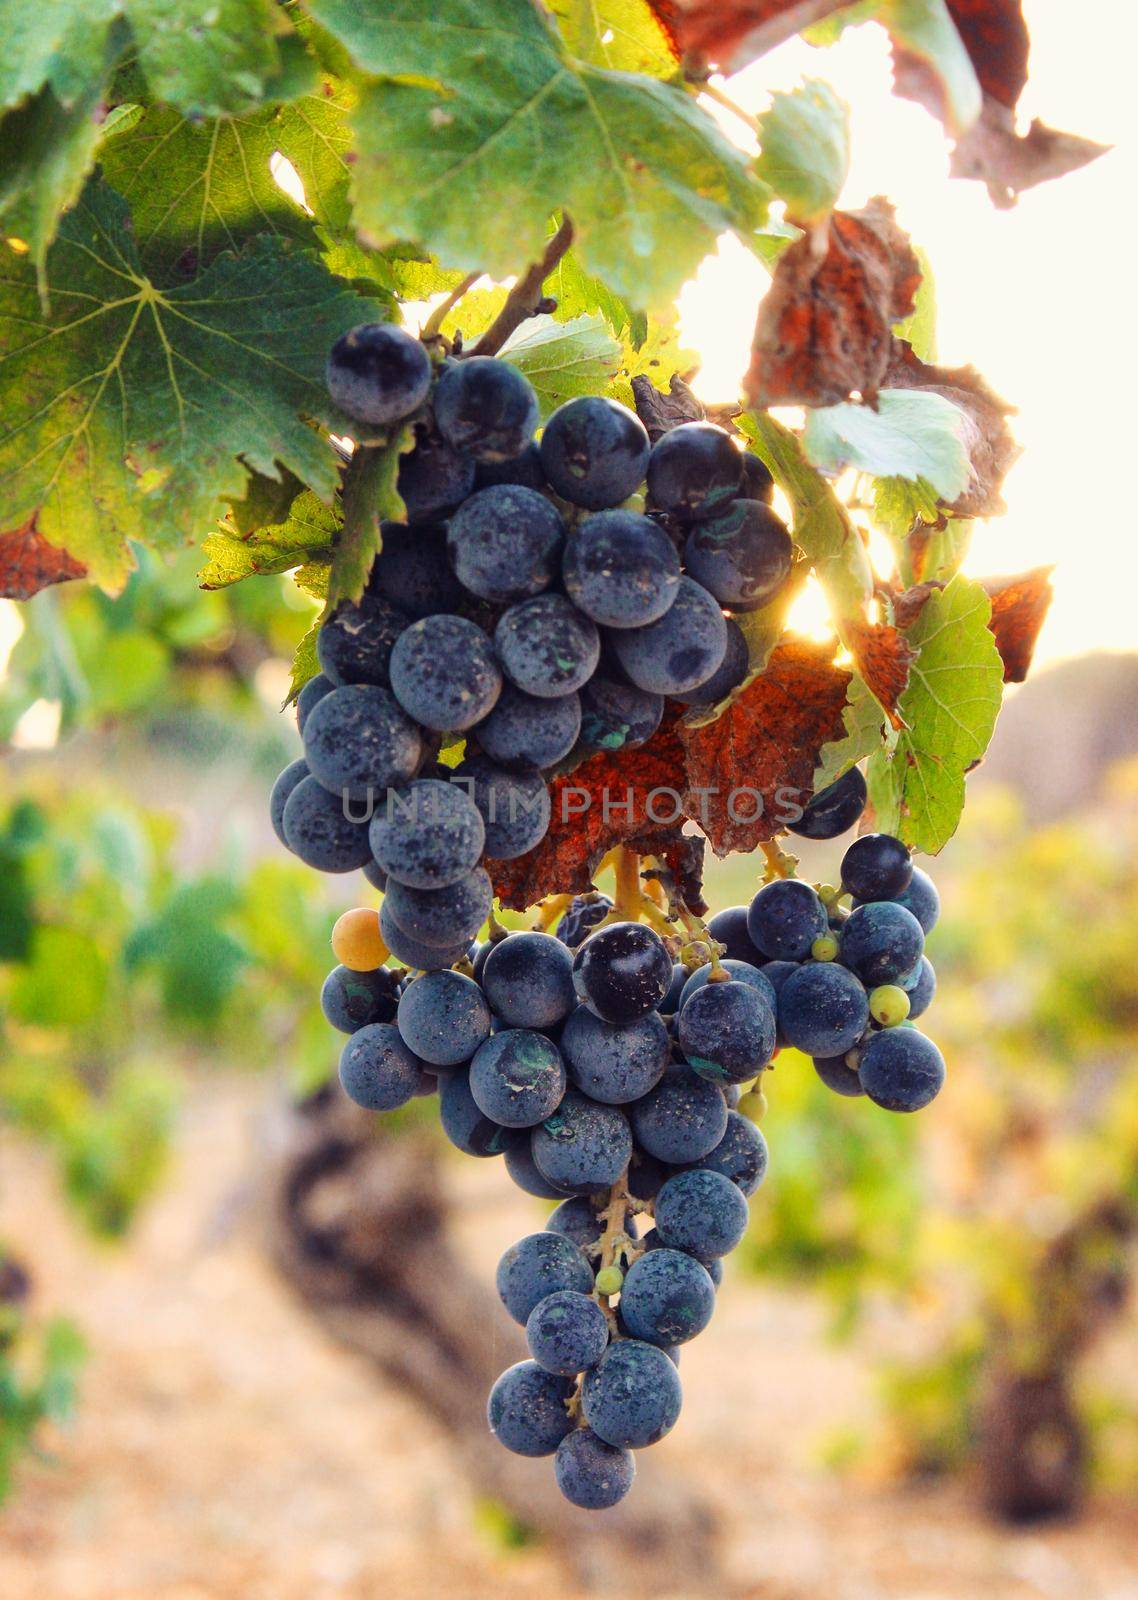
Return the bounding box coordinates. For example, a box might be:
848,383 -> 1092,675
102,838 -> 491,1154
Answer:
0,0 -> 1098,1520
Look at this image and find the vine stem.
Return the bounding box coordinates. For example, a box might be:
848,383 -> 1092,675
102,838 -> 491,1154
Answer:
613,846 -> 642,920
421,271 -> 480,339
698,79 -> 760,137
471,216 -> 575,356
760,837 -> 799,882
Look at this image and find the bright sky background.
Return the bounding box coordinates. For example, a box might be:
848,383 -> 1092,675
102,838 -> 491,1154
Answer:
678,0 -> 1136,665
1,0 -> 1131,703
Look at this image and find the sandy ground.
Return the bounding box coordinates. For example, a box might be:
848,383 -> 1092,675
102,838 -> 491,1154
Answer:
1,1079 -> 1136,1600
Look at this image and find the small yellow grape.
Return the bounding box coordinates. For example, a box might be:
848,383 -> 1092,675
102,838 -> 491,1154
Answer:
331,907 -> 388,971
811,932 -> 839,962
869,984 -> 911,1027
738,1088 -> 768,1123
595,1265 -> 624,1296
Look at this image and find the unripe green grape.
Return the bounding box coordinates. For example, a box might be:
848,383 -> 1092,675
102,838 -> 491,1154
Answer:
738,1088 -> 767,1123
870,984 -> 911,1027
811,932 -> 839,962
595,1265 -> 624,1296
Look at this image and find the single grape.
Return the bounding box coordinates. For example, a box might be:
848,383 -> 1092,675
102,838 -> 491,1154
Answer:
682,500 -> 792,611
857,1027 -> 945,1112
331,907 -> 387,971
578,675 -> 664,753
777,962 -> 870,1057
554,1428 -> 635,1510
475,684 -> 581,770
640,1232 -> 726,1289
747,879 -> 827,962
737,1086 -> 768,1121
447,484 -> 564,604
526,1289 -> 609,1376
326,322 -> 431,426
840,901 -> 924,987
660,963 -> 688,1015
572,922 -> 672,1024
813,1054 -> 867,1097
470,1029 -> 567,1128
689,1109 -> 769,1196
738,452 -> 774,504
678,980 -> 776,1086
317,595 -> 409,688
496,1231 -> 594,1325
487,1360 -> 576,1457
630,1066 -> 728,1164
505,1138 -> 569,1199
811,932 -> 840,961
494,594 -> 600,698
869,983 -> 911,1027
302,683 -> 422,801
581,1339 -> 682,1449
433,356 -> 539,461
379,898 -> 472,971
367,523 -> 465,619
396,426 -> 477,524
540,396 -> 650,510
282,776 -> 373,873
609,577 -> 728,696
320,964 -> 399,1034
678,958 -> 776,1013
339,1022 -> 425,1110
787,767 -> 868,840
481,931 -> 576,1029
670,616 -> 748,708
705,906 -> 759,965
384,865 -> 493,949
654,1168 -> 748,1259
296,674 -> 333,734
840,833 -> 913,901
594,1264 -> 624,1296
270,758 -> 309,846
628,1149 -> 673,1200
438,1069 -> 515,1156
560,1005 -> 671,1104
530,1089 -> 632,1196
556,894 -> 613,950
646,421 -> 742,518
562,510 -> 681,629
396,970 -> 491,1066
362,858 -> 388,892
369,779 -> 484,891
475,440 -> 545,491
546,1195 -> 607,1250
900,954 -> 937,1020
389,614 -> 502,732
619,1249 -> 716,1347
454,756 -> 551,860
888,866 -> 941,934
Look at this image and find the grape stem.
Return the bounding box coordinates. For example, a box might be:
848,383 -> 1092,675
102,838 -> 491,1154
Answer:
613,847 -> 642,921
471,216 -> 575,356
760,838 -> 799,882
697,78 -> 761,139
421,272 -> 480,340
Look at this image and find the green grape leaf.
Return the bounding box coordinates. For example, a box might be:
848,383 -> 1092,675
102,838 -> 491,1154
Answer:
804,389 -> 972,500
287,615 -> 322,703
502,315 -> 621,417
755,80 -> 850,225
814,672 -> 889,788
329,430 -> 412,610
97,84 -> 353,282
739,411 -> 872,615
752,217 -> 802,269
607,314 -> 697,409
548,0 -> 678,75
910,516 -> 971,584
866,574 -> 1003,852
0,78 -> 112,287
226,464 -> 304,537
0,178 -> 383,592
548,248 -> 643,343
440,286 -> 509,343
200,490 -> 337,589
879,0 -> 982,138
872,473 -> 942,541
307,0 -> 767,307
893,244 -> 936,360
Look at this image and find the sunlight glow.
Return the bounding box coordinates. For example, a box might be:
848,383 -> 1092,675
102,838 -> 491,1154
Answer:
11,698 -> 61,750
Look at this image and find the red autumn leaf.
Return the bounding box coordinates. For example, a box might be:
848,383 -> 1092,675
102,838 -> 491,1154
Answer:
950,106 -> 1108,209
842,617 -> 916,729
745,199 -> 921,408
982,567 -> 1054,682
0,519 -> 87,600
644,0 -> 845,71
893,581 -> 941,632
945,0 -> 1029,106
488,712 -> 691,910
678,639 -> 851,856
884,341 -> 1020,517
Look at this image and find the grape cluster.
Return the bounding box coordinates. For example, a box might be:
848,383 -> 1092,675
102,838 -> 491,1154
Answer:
272,321 -> 789,947
270,322 -> 949,1512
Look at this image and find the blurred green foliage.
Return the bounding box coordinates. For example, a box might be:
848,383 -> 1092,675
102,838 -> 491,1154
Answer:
0,1260 -> 85,1506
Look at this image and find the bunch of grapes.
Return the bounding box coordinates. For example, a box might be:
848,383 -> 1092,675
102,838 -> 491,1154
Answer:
268,322 -> 947,1511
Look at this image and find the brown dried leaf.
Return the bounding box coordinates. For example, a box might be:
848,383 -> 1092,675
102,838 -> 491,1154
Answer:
842,617 -> 916,729
678,638 -> 851,855
645,0 -> 846,72
884,341 -> 1020,517
982,567 -> 1054,682
745,200 -> 921,408
0,518 -> 87,600
630,373 -> 706,441
950,103 -> 1109,209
